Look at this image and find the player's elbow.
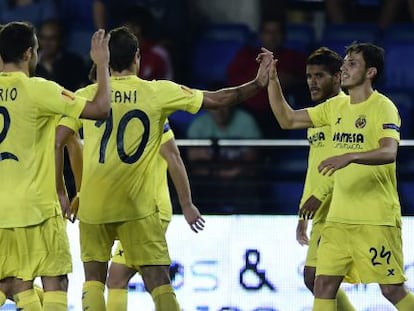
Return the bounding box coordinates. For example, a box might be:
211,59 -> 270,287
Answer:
55,138 -> 66,152
96,104 -> 111,119
384,153 -> 397,164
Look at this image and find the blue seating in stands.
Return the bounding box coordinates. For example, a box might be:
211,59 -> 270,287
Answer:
191,38 -> 243,88
200,23 -> 252,45
66,30 -> 94,61
382,24 -> 414,43
271,182 -> 304,215
285,23 -> 315,53
383,42 -> 414,90
169,110 -> 206,138
320,23 -> 380,55
398,182 -> 414,215
385,91 -> 413,139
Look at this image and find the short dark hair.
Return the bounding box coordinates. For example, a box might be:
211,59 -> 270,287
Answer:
345,42 -> 384,83
108,26 -> 139,72
0,21 -> 36,63
307,47 -> 343,75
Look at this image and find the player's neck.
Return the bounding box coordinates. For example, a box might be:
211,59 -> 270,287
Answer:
2,63 -> 29,76
111,69 -> 136,77
348,83 -> 373,104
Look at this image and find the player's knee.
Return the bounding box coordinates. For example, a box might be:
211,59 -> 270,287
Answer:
41,275 -> 68,292
140,266 -> 170,293
107,275 -> 129,289
303,267 -> 316,293
380,283 -> 407,304
313,276 -> 341,299
304,274 -> 315,293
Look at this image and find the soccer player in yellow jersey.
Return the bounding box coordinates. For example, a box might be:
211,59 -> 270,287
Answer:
266,42 -> 414,311
104,122 -> 204,311
0,22 -> 111,311
293,47 -> 356,311
56,26 -> 272,311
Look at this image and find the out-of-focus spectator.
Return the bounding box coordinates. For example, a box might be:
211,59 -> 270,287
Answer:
93,0 -> 188,39
186,107 -> 262,213
35,19 -> 89,91
227,16 -> 307,138
0,0 -> 57,28
121,6 -> 174,80
57,0 -> 96,31
325,0 -> 414,30
93,0 -> 189,80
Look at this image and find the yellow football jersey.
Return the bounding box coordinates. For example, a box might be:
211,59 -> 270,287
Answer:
307,91 -> 401,226
300,92 -> 347,224
61,75 -> 202,224
0,72 -> 86,228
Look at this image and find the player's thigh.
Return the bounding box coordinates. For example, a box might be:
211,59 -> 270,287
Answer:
305,222 -> 323,268
79,221 -> 117,263
6,216 -> 72,281
316,222 -> 354,278
117,213 -> 170,268
111,219 -> 170,266
353,224 -> 406,284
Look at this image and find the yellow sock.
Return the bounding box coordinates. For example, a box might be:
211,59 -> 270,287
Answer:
151,284 -> 180,311
13,289 -> 42,311
107,288 -> 128,311
313,297 -> 336,311
33,285 -> 44,305
82,281 -> 106,311
0,290 -> 6,306
336,288 -> 355,311
43,291 -> 67,311
0,291 -> 7,307
396,292 -> 414,311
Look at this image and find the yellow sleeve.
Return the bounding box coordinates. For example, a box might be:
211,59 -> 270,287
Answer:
311,175 -> 334,202
58,116 -> 82,132
307,100 -> 332,128
30,78 -> 87,119
161,121 -> 175,144
376,100 -> 401,142
155,81 -> 203,116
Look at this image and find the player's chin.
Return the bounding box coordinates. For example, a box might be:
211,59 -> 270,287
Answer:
310,94 -> 322,102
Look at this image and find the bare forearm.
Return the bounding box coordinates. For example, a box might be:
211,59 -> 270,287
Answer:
267,77 -> 295,128
348,148 -> 396,165
93,63 -> 111,115
267,78 -> 312,129
66,134 -> 83,192
81,63 -> 111,119
168,155 -> 193,208
202,80 -> 262,110
55,143 -> 67,196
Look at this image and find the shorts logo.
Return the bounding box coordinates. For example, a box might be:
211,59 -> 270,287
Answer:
355,115 -> 366,129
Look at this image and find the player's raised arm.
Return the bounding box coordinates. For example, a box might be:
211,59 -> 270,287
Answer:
160,138 -> 205,233
201,50 -> 272,110
80,29 -> 111,120
267,57 -> 313,129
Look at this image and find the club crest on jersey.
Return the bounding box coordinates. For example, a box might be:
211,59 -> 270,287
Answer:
355,115 -> 366,129
61,89 -> 76,101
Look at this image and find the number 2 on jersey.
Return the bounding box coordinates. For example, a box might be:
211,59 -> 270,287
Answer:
95,109 -> 150,164
0,107 -> 18,161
